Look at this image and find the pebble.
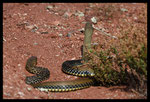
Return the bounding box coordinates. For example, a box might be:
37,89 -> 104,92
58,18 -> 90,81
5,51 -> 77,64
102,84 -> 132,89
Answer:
89,3 -> 94,7
66,75 -> 71,79
31,26 -> 38,32
18,64 -> 21,67
26,25 -> 38,32
55,55 -> 59,56
120,8 -> 128,12
46,5 -> 53,10
23,13 -> 27,16
92,42 -> 98,45
134,17 -> 138,20
27,87 -> 32,91
108,20 -> 112,23
75,11 -> 84,17
66,33 -> 71,37
18,92 -> 24,96
63,12 -> 69,18
9,86 -> 13,89
58,33 -> 63,37
71,57 -> 76,60
40,32 -> 48,34
36,31 -> 40,34
57,45 -> 62,48
14,37 -> 17,40
76,92 -> 81,95
4,92 -> 11,97
91,17 -> 97,24
78,28 -> 84,33
26,25 -> 34,29
33,42 -> 38,45
3,37 -> 6,42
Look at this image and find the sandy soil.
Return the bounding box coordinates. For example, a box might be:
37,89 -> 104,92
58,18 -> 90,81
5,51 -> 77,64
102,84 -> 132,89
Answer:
3,3 -> 147,99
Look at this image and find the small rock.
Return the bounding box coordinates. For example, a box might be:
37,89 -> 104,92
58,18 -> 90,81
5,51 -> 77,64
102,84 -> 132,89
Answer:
108,20 -> 112,23
3,37 -> 6,42
91,17 -> 97,24
66,75 -> 71,79
23,13 -> 27,16
63,12 -> 72,18
18,64 -> 21,67
58,33 -> 63,37
33,42 -> 38,45
89,3 -> 94,7
46,5 -> 53,10
4,93 -> 11,97
14,37 -> 17,40
40,31 -> 49,34
57,45 -> 61,48
18,92 -> 24,96
26,25 -> 38,32
134,17 -> 138,20
66,33 -> 72,37
120,8 -> 128,12
26,25 -> 34,29
27,87 -> 32,91
54,12 -> 59,15
71,57 -> 76,60
78,28 -> 84,33
63,13 -> 68,18
31,26 -> 38,32
9,86 -> 13,89
36,31 -> 40,34
53,21 -> 61,26
92,42 -> 98,45
75,11 -> 84,17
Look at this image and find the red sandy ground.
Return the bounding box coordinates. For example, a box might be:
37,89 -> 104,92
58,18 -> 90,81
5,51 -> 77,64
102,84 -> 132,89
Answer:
3,3 -> 147,99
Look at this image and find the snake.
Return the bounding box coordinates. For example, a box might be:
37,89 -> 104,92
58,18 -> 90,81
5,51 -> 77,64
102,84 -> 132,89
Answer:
25,22 -> 96,92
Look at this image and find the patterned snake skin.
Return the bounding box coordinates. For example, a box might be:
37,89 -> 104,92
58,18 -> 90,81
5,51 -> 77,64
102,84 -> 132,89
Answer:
25,22 -> 95,92
25,56 -> 95,92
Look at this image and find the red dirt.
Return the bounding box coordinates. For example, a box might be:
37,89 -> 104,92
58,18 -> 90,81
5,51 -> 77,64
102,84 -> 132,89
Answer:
3,3 -> 147,99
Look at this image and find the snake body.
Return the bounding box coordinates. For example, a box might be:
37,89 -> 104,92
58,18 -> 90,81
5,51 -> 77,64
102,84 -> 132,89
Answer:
25,56 -> 95,92
25,22 -> 95,92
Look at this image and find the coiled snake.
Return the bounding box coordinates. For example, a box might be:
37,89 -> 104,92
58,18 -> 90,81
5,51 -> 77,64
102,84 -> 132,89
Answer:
25,22 -> 96,92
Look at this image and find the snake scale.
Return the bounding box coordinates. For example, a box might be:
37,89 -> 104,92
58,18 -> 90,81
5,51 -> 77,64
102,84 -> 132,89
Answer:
25,22 -> 96,92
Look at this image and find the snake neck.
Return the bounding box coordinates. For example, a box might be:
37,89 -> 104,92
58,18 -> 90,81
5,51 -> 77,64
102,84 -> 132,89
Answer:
83,22 -> 93,62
